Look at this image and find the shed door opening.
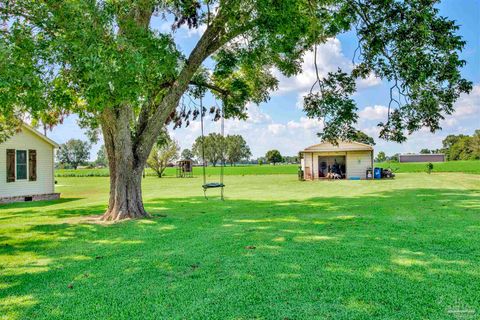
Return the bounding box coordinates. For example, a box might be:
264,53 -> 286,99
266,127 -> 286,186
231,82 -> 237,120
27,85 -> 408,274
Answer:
318,156 -> 346,178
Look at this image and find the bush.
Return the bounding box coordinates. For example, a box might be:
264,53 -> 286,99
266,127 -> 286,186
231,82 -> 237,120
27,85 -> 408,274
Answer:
426,163 -> 434,174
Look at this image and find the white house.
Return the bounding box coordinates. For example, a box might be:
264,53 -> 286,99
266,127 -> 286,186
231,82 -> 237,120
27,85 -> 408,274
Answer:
0,124 -> 60,203
300,141 -> 374,180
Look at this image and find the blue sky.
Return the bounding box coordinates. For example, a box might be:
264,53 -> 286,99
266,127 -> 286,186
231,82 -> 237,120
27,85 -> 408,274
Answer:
47,0 -> 480,159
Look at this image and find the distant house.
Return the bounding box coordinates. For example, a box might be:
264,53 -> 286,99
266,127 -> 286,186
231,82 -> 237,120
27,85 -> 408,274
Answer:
0,124 -> 60,203
300,141 -> 374,180
399,154 -> 446,163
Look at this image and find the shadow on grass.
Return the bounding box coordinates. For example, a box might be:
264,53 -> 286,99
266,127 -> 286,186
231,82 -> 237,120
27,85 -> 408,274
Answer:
0,197 -> 83,209
0,187 -> 479,319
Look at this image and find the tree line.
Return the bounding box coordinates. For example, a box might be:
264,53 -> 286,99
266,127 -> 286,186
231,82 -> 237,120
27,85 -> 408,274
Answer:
190,133 -> 252,167
375,129 -> 480,162
57,133 -> 302,174
441,130 -> 480,160
58,128 -> 377,169
56,132 -> 254,173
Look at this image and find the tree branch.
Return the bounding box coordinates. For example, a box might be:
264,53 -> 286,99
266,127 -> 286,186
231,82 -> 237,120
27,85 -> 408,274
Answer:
132,13 -> 226,166
189,80 -> 228,96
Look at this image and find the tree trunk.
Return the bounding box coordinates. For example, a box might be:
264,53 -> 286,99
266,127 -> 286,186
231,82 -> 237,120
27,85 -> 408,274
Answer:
102,164 -> 148,221
101,107 -> 150,221
159,166 -> 166,178
94,14 -> 230,221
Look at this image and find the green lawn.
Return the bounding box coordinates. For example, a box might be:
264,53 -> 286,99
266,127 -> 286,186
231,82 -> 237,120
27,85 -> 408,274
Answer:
55,164 -> 299,177
376,160 -> 480,174
1,173 -> 479,319
55,160 -> 480,177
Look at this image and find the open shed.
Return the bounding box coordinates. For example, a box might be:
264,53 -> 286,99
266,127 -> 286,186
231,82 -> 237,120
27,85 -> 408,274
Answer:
300,141 -> 374,180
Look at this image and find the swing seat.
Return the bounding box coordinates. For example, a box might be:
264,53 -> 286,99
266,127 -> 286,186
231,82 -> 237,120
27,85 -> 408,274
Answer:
202,182 -> 225,190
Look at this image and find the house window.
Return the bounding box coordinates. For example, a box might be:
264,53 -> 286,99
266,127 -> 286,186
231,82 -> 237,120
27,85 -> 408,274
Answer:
16,150 -> 27,180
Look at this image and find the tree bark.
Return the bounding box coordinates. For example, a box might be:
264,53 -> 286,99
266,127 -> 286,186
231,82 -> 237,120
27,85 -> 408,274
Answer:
96,9 -> 233,221
101,107 -> 149,221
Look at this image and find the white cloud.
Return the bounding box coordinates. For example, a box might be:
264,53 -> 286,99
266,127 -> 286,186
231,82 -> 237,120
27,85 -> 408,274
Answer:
359,105 -> 389,121
356,72 -> 382,89
441,118 -> 458,128
159,21 -> 173,33
169,103 -> 325,157
246,103 -> 272,123
360,125 -> 381,138
275,38 -> 381,97
267,123 -> 286,135
287,117 -> 323,130
185,24 -> 207,38
451,84 -> 480,118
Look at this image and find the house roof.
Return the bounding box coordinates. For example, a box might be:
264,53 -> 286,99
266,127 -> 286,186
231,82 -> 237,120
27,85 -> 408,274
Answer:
399,153 -> 445,156
301,141 -> 373,153
21,123 -> 60,148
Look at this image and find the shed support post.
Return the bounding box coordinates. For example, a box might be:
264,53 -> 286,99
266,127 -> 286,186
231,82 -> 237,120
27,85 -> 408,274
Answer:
311,153 -> 314,180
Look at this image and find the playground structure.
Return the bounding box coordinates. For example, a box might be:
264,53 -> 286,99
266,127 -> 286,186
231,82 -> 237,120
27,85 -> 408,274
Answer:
176,159 -> 193,178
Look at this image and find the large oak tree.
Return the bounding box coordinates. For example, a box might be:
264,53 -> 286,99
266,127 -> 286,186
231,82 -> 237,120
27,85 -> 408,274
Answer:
0,0 -> 471,220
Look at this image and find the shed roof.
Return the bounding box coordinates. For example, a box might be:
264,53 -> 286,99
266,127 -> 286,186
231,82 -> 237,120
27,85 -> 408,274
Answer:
21,123 -> 60,148
301,141 -> 373,153
399,153 -> 445,156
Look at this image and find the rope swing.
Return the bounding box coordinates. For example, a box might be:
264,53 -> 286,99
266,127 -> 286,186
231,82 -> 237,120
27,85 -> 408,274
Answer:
199,96 -> 225,200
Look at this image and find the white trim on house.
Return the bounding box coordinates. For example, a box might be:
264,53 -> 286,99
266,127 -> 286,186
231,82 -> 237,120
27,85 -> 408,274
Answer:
301,141 -> 374,153
20,123 -> 60,148
1,124 -> 60,201
14,149 -> 28,181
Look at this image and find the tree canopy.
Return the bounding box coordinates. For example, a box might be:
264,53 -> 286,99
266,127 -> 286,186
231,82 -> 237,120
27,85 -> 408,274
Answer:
442,130 -> 480,160
375,151 -> 387,163
147,132 -> 180,177
95,145 -> 109,167
192,133 -> 225,166
266,150 -> 282,165
225,135 -> 251,165
352,130 -> 375,145
181,148 -> 194,161
0,0 -> 472,220
57,139 -> 91,170
1,1 -> 471,142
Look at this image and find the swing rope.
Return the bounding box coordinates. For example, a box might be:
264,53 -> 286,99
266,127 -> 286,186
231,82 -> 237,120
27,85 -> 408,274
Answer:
200,96 -> 225,200
220,100 -> 225,200
200,97 -> 207,188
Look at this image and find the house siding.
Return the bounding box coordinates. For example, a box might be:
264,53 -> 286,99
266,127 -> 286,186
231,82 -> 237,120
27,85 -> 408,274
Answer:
302,150 -> 372,180
0,128 -> 55,197
346,151 -> 372,179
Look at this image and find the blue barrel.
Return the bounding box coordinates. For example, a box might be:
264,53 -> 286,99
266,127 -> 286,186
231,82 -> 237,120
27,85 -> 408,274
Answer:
374,168 -> 382,179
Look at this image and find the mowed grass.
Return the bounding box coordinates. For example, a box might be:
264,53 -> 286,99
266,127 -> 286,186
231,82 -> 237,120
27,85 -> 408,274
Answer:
55,164 -> 299,177
377,160 -> 480,174
55,160 -> 480,177
1,173 -> 480,319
